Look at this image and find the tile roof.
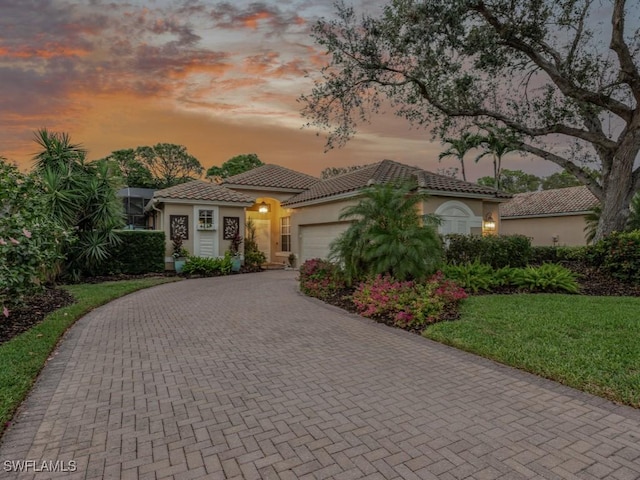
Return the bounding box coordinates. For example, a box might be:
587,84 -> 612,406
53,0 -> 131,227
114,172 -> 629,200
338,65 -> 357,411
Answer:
153,180 -> 255,204
222,164 -> 319,190
500,185 -> 598,218
414,170 -> 511,198
282,159 -> 509,206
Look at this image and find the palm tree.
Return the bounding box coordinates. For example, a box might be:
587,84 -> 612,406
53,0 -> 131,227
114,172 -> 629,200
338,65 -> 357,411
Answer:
330,182 -> 442,283
34,130 -> 124,278
438,132 -> 482,182
33,128 -> 87,174
475,126 -> 519,190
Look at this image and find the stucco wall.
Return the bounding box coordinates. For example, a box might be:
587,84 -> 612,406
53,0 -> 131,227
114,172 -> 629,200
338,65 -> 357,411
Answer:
160,202 -> 246,268
501,215 -> 589,246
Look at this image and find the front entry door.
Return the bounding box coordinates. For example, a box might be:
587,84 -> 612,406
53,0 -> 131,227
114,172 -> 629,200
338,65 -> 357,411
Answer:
252,218 -> 271,262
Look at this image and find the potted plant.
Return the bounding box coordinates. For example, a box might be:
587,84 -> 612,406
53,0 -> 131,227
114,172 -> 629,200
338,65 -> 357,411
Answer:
172,234 -> 189,273
228,232 -> 243,272
288,253 -> 297,269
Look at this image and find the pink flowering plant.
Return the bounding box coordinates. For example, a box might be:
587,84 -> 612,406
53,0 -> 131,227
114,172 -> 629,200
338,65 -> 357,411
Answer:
299,258 -> 346,300
1,161 -> 67,316
352,272 -> 467,330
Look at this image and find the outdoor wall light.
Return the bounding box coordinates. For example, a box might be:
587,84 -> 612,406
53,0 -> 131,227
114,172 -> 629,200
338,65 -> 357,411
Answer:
258,201 -> 270,213
483,213 -> 496,232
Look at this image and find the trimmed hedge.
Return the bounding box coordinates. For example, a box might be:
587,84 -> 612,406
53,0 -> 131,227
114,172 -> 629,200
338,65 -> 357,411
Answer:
96,230 -> 165,275
529,246 -> 590,265
591,230 -> 640,283
445,234 -> 532,268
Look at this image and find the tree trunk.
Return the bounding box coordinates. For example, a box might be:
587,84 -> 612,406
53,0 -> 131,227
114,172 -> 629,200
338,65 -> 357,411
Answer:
460,159 -> 467,182
593,140 -> 640,242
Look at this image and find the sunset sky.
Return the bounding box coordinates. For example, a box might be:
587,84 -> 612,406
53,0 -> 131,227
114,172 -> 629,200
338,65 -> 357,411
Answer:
1,0 -> 552,179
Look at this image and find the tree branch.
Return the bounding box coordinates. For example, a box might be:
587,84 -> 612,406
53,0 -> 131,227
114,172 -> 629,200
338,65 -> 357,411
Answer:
519,142 -> 603,199
610,0 -> 640,104
473,1 -> 633,123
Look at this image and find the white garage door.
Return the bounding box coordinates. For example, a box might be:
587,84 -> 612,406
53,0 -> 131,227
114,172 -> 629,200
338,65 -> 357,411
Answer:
300,222 -> 351,263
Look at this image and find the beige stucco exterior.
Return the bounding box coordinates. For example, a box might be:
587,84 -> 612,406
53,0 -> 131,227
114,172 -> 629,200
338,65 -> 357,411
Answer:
154,201 -> 248,270
501,214 -> 589,246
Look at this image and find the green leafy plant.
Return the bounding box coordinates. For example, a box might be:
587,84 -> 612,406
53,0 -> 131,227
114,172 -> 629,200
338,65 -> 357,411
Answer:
182,254 -> 232,276
445,234 -> 532,268
510,264 -> 579,293
330,182 -> 442,284
0,161 -> 68,316
244,218 -> 266,270
441,261 -> 496,293
590,231 -> 640,284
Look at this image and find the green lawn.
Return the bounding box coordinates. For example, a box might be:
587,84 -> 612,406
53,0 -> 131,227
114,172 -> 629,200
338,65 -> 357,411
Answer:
424,294 -> 640,407
0,277 -> 178,435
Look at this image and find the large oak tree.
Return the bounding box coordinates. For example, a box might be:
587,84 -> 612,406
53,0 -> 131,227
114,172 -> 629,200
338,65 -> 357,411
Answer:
301,0 -> 640,240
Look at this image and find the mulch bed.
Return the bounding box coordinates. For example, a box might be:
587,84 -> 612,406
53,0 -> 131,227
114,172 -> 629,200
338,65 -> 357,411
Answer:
1,288 -> 75,346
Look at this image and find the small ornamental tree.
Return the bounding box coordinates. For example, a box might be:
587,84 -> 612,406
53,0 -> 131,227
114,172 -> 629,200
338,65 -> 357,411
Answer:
330,182 -> 442,283
0,160 -> 67,316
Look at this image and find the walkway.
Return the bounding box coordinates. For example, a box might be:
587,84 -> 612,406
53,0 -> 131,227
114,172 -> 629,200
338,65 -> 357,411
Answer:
1,271 -> 639,479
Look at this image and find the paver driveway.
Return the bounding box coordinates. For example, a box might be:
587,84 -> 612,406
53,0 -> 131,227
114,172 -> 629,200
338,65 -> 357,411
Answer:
1,271 -> 639,480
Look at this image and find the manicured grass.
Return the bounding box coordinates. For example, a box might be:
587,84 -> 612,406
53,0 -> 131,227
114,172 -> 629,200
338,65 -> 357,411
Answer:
0,277 -> 178,435
424,294 -> 640,407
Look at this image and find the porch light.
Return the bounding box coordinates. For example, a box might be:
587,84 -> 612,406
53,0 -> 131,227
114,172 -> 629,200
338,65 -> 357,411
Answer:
258,201 -> 270,213
483,213 -> 496,232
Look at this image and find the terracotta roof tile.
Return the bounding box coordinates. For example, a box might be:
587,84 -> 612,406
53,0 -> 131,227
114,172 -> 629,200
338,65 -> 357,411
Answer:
222,164 -> 319,190
282,160 -> 509,206
500,186 -> 598,217
154,181 -> 255,204
414,170 -> 511,198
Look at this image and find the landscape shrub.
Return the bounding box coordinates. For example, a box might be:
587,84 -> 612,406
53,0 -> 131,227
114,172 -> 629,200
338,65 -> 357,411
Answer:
351,273 -> 467,330
1,162 -> 67,316
442,262 -> 579,294
529,246 -> 590,265
509,263 -> 579,293
93,230 -> 165,275
182,254 -> 232,276
591,231 -> 640,283
441,261 -> 496,293
298,258 -> 345,300
445,234 -> 532,268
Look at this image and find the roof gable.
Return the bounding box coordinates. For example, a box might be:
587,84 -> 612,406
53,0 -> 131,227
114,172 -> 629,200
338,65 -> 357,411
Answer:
500,185 -> 598,218
222,164 -> 319,190
153,180 -> 255,204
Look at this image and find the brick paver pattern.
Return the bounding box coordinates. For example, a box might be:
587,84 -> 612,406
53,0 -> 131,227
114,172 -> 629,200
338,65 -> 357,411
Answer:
1,271 -> 639,479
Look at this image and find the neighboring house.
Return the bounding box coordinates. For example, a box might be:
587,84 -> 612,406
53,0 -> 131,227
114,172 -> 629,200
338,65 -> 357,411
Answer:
146,159 -> 510,268
500,185 -> 598,246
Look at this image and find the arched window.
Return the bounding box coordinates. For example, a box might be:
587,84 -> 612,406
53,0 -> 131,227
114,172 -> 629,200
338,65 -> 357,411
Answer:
434,201 -> 482,235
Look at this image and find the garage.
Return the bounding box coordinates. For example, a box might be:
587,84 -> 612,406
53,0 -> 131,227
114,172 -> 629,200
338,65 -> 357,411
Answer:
299,222 -> 351,263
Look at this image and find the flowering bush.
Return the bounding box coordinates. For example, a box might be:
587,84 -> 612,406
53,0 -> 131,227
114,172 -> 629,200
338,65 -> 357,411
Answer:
352,273 -> 467,330
299,258 -> 345,300
1,161 -> 67,316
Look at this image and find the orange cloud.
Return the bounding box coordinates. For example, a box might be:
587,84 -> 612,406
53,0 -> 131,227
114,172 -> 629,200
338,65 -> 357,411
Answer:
0,43 -> 90,59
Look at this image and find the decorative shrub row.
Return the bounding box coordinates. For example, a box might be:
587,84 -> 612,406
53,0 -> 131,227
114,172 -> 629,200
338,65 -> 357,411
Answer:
93,230 -> 165,275
182,254 -> 233,276
442,261 -> 579,293
351,273 -> 467,330
298,258 -> 345,300
590,230 -> 640,283
529,246 -> 590,265
445,234 -> 532,268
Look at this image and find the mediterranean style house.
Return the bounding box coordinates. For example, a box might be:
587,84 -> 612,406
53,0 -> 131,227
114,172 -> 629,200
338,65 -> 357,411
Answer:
500,185 -> 599,246
145,159 -> 511,269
